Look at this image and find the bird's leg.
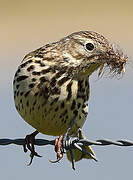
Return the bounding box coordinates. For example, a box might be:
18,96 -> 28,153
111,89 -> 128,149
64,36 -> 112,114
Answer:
23,130 -> 42,165
49,135 -> 64,163
50,118 -> 75,164
63,118 -> 75,142
55,135 -> 64,161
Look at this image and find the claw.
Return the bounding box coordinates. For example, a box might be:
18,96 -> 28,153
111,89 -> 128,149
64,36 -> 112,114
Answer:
49,156 -> 63,163
27,153 -> 34,166
69,149 -> 75,170
23,130 -> 41,165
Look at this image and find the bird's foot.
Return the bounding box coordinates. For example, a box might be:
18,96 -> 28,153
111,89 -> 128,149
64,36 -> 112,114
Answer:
23,130 -> 42,165
50,128 -> 97,170
50,135 -> 78,170
49,135 -> 64,163
49,118 -> 75,164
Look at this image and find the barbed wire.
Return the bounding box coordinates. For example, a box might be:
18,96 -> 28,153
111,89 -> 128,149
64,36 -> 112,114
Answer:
0,138 -> 133,146
1,137 -> 133,170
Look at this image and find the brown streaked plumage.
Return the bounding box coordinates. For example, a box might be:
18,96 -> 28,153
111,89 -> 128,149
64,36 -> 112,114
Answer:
13,31 -> 127,165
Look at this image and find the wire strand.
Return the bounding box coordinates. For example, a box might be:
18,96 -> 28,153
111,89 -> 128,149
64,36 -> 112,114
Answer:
0,138 -> 133,146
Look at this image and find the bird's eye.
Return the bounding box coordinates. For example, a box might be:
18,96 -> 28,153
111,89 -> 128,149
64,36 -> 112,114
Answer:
85,43 -> 95,51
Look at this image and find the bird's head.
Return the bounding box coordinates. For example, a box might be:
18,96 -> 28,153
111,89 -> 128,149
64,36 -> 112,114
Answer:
60,31 -> 127,77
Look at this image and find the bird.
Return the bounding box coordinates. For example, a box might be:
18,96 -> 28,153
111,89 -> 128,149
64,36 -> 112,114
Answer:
13,31 -> 127,168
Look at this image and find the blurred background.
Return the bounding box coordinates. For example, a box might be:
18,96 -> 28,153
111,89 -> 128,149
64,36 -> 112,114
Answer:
0,0 -> 133,179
